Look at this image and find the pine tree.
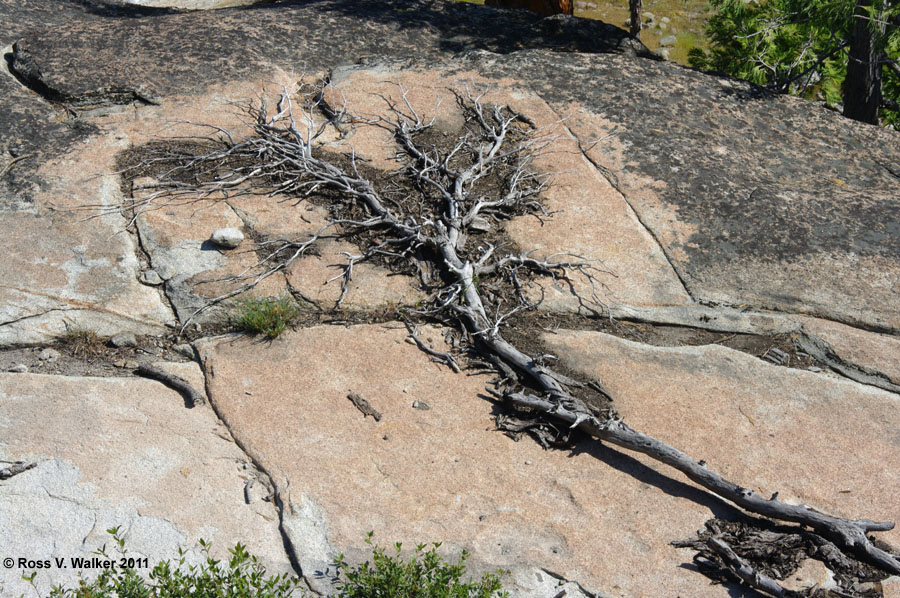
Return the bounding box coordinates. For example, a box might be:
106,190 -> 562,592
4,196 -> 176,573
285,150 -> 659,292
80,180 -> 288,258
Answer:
689,0 -> 900,127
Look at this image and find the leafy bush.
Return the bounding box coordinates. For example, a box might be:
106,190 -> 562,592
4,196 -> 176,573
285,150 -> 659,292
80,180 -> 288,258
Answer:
45,531 -> 301,598
39,530 -> 508,598
232,296 -> 299,339
334,533 -> 509,598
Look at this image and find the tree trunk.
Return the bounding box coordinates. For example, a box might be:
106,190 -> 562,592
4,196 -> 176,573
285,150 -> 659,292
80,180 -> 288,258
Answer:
843,0 -> 885,124
629,0 -> 642,39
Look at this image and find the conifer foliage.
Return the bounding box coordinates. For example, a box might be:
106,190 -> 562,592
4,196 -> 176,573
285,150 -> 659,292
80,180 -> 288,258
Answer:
690,0 -> 900,127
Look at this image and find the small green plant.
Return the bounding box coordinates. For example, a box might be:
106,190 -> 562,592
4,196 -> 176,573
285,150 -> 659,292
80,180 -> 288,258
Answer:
232,296 -> 299,339
46,528 -> 302,598
36,530 -> 507,598
334,532 -> 509,598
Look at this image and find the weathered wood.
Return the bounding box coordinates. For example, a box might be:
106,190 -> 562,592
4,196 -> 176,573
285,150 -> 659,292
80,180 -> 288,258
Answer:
347,392 -> 382,421
506,390 -> 900,575
0,461 -> 36,480
135,364 -> 206,407
706,537 -> 794,598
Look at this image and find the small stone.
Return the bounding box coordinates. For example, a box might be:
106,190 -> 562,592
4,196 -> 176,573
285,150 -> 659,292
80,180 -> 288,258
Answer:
113,360 -> 129,368
173,343 -> 194,358
210,227 -> 244,249
661,16 -> 670,23
525,460 -> 532,465
8,364 -> 28,373
39,348 -> 60,362
110,333 -> 138,348
658,48 -> 671,60
140,270 -> 164,286
382,434 -> 391,441
412,400 -> 431,411
660,35 -> 677,47
155,263 -> 177,280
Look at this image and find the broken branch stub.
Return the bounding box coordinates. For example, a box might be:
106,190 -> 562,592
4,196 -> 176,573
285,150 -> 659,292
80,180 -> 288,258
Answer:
127,80 -> 900,590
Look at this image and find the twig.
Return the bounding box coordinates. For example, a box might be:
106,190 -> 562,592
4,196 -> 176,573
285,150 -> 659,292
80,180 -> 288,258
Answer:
0,153 -> 34,179
135,364 -> 206,407
404,321 -> 461,373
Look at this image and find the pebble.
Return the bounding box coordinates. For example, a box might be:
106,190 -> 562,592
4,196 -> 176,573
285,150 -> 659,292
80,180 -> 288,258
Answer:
155,263 -> 177,280
8,364 -> 28,373
412,400 -> 431,411
173,343 -> 194,358
140,270 -> 164,286
210,227 -> 244,249
39,348 -> 60,362
110,333 -> 138,348
660,35 -> 677,47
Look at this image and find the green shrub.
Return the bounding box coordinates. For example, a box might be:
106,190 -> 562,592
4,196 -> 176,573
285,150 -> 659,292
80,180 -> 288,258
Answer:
37,530 -> 508,598
334,532 -> 509,598
44,530 -> 301,598
232,296 -> 299,339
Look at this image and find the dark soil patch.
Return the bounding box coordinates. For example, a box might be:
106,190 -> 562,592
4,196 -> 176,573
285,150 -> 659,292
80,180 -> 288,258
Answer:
0,333 -> 191,378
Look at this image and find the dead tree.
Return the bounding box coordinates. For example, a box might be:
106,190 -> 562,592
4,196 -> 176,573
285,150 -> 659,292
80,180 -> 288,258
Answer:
629,0 -> 642,40
116,82 -> 900,596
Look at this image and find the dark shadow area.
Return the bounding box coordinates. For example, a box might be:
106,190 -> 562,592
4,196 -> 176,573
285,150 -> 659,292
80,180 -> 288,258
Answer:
233,0 -> 652,57
482,393 -> 745,520
567,434 -> 745,520
66,0 -> 182,18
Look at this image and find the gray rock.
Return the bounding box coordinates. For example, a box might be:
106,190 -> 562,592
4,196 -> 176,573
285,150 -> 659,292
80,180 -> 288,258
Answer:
8,364 -> 28,373
140,269 -> 164,286
210,227 -> 244,249
660,35 -> 677,46
412,400 -> 431,410
155,263 -> 177,280
110,333 -> 138,348
39,348 -> 60,362
173,343 -> 195,358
